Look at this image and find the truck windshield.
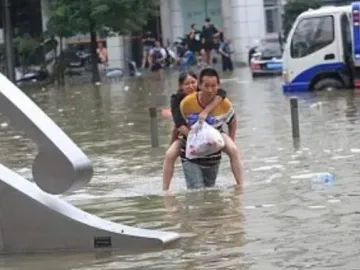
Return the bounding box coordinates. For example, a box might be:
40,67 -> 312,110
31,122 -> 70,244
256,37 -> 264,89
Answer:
291,15 -> 334,58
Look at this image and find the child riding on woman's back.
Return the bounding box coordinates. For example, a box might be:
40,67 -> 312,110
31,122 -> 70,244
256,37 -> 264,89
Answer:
162,71 -> 244,192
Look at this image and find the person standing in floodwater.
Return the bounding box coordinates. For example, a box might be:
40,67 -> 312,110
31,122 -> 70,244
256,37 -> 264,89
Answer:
201,18 -> 219,66
179,68 -> 241,189
148,40 -> 167,74
162,71 -> 244,192
187,24 -> 202,64
96,42 -> 108,71
141,31 -> 156,69
219,39 -> 234,72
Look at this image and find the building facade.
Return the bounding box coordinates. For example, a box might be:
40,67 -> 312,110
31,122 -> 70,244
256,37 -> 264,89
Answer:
1,0 -> 355,70
160,0 -> 283,64
44,0 -> 284,67
5,0 -> 282,68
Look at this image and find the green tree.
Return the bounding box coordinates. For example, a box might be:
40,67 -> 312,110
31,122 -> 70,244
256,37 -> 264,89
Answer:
13,34 -> 41,74
48,0 -> 158,83
46,6 -> 77,85
282,0 -> 322,39
47,5 -> 76,40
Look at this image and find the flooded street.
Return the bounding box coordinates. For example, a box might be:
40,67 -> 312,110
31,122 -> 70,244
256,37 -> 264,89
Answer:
1,68 -> 360,269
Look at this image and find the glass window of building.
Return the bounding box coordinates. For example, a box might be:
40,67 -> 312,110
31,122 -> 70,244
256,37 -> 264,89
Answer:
181,0 -> 222,32
264,0 -> 281,34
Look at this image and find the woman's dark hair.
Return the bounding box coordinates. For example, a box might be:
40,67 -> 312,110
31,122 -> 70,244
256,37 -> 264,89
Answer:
178,71 -> 197,92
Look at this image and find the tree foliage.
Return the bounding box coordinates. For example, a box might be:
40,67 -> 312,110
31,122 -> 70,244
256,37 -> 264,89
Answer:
15,35 -> 41,57
47,0 -> 158,82
13,34 -> 43,70
282,0 -> 322,39
46,6 -> 76,38
48,0 -> 158,36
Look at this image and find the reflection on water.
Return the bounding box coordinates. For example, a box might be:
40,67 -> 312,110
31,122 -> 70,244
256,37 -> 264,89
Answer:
0,69 -> 360,269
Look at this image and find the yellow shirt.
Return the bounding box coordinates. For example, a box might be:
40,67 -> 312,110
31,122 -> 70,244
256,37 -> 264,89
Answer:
179,92 -> 235,166
180,92 -> 235,129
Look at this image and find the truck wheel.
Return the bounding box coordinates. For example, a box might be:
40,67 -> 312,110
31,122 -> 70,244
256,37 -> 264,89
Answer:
313,78 -> 344,91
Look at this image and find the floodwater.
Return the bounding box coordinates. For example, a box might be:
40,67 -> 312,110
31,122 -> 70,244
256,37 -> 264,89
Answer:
0,68 -> 360,269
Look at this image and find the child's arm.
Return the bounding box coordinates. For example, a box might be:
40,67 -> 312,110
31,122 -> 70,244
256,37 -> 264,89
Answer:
199,88 -> 227,121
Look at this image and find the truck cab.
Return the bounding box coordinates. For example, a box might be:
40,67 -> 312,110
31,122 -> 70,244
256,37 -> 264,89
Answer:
282,4 -> 355,92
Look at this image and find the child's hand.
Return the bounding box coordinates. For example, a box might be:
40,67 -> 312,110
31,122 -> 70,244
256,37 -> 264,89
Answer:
198,111 -> 208,122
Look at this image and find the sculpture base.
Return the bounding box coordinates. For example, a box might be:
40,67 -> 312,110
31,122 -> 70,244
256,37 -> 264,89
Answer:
0,165 -> 180,253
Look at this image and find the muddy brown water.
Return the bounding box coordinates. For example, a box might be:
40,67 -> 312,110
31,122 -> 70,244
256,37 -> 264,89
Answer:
0,69 -> 359,269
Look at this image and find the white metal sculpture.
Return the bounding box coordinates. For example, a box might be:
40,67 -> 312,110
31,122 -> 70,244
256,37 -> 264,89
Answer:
0,73 -> 180,253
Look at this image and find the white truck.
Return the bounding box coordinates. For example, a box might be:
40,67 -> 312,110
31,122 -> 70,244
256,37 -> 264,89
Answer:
282,3 -> 360,92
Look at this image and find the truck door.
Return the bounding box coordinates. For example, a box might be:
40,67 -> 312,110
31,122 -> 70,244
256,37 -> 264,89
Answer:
340,12 -> 353,86
287,15 -> 339,91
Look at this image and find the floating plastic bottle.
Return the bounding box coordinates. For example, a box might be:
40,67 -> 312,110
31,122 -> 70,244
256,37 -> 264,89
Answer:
311,172 -> 334,189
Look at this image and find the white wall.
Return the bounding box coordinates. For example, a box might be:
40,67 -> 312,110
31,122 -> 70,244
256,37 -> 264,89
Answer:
160,0 -> 172,45
106,35 -> 125,69
231,0 -> 266,64
160,0 -> 185,44
221,0 -> 233,43
170,0 -> 185,41
41,0 -> 51,32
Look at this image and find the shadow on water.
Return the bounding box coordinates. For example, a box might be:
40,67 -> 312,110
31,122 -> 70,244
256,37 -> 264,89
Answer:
1,70 -> 360,268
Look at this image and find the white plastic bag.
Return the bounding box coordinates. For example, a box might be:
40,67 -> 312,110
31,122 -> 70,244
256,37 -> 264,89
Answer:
186,121 -> 225,159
